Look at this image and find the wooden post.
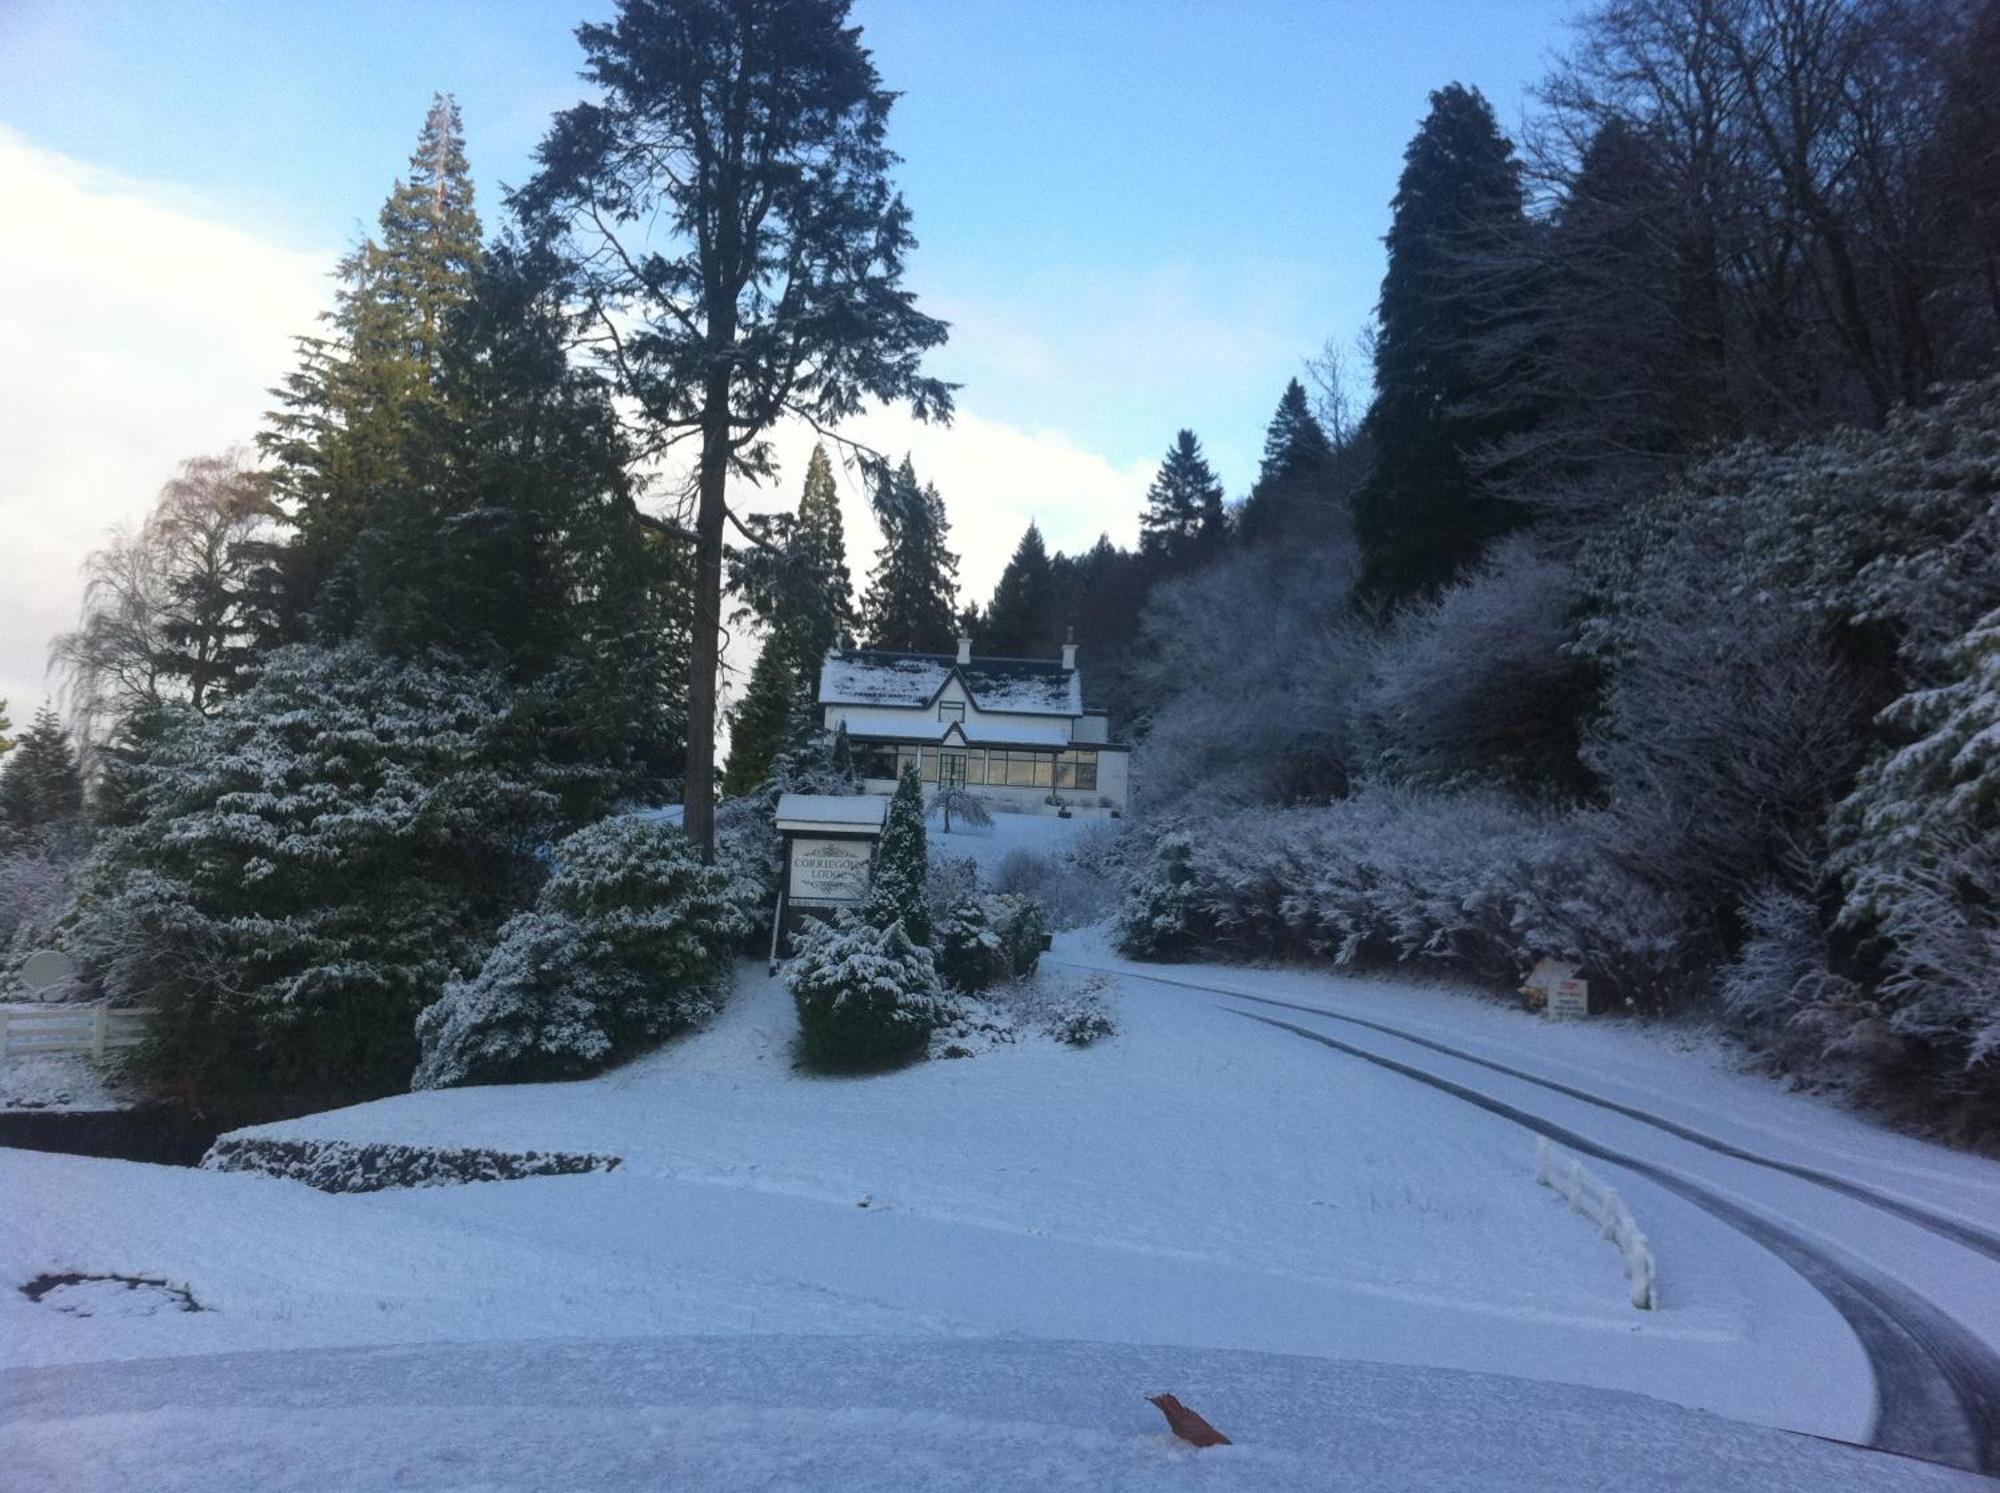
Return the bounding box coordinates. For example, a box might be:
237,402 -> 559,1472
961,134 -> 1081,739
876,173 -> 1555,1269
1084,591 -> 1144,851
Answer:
91,1003 -> 109,1062
0,1009 -> 10,1062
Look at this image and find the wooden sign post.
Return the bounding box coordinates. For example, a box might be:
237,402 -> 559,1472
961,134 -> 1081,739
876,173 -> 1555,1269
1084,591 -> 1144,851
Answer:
770,794 -> 890,966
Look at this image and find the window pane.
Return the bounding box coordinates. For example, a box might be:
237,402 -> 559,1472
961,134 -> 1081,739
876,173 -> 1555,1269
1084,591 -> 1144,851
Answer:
965,750 -> 985,785
1055,758 -> 1075,789
1005,753 -> 1033,786
920,747 -> 940,783
938,701 -> 964,723
1076,754 -> 1097,791
1034,755 -> 1053,788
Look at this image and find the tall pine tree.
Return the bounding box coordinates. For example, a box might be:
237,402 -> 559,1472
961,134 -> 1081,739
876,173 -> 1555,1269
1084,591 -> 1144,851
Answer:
861,458 -> 959,652
981,522 -> 1058,657
1139,429 -> 1226,568
1356,83 -> 1531,600
262,94 -> 484,634
1238,380 -> 1337,548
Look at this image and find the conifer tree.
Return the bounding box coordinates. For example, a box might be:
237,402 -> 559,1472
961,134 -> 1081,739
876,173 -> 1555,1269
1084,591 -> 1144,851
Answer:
518,0 -> 954,859
861,458 -> 960,652
263,94 -> 483,631
864,761 -> 931,943
1356,83 -> 1531,600
1140,429 -> 1227,567
721,635 -> 799,796
1238,380 -> 1337,548
731,442 -> 856,687
0,706 -> 84,836
981,522 -> 1057,657
0,700 -> 12,759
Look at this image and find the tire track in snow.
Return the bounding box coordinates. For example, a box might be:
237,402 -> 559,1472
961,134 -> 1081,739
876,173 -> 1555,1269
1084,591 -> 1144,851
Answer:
1057,960 -> 2000,1265
1229,1006 -> 2000,1474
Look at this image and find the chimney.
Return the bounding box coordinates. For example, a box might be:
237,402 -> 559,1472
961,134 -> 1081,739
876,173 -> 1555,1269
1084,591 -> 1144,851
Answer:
1061,627 -> 1077,671
956,636 -> 972,665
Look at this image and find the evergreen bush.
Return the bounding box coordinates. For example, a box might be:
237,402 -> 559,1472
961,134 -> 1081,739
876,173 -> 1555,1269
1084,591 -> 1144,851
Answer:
787,914 -> 947,1072
414,814 -> 747,1088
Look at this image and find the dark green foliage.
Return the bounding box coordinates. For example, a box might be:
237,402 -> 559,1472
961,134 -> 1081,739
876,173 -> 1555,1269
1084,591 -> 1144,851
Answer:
861,458 -> 960,653
1139,429 -> 1226,568
69,645 -> 552,1108
731,443 -> 856,685
789,913 -> 945,1071
1237,381 -> 1337,548
830,721 -> 854,779
722,637 -> 802,797
934,893 -> 1043,994
981,523 -> 1058,657
864,762 -> 930,943
0,706 -> 83,838
412,815 -> 748,1088
517,0 -> 954,857
1115,832 -> 1196,960
1356,83 -> 1532,601
263,96 -> 484,632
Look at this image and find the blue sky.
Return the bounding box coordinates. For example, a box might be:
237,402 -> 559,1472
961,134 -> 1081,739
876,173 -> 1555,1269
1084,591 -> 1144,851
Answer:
0,0 -> 1579,711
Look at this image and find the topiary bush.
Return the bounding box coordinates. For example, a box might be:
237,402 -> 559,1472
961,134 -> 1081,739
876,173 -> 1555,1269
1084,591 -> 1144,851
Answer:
413,815 -> 748,1088
787,914 -> 948,1072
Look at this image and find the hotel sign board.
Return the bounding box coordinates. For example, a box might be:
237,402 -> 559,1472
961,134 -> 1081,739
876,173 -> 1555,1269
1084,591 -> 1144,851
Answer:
787,838 -> 873,907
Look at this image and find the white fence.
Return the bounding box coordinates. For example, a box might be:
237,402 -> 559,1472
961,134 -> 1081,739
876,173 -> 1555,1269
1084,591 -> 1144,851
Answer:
0,1005 -> 153,1063
1537,1137 -> 1659,1310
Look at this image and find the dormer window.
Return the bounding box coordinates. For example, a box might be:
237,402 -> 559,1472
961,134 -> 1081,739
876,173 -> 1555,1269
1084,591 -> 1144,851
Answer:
938,701 -> 965,724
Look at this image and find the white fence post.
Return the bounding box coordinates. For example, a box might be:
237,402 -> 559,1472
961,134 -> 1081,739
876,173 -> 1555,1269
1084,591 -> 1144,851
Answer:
0,1009 -> 9,1061
1535,1139 -> 1658,1310
91,1004 -> 109,1062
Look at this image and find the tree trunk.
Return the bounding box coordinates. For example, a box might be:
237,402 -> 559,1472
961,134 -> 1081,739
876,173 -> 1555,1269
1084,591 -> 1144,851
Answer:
682,402 -> 733,861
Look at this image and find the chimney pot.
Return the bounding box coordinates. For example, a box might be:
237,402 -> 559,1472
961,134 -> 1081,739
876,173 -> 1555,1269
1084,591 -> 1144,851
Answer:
956,636 -> 972,665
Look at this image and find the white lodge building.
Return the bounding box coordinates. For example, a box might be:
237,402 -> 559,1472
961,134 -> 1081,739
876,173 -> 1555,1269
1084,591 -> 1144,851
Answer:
818,635 -> 1130,816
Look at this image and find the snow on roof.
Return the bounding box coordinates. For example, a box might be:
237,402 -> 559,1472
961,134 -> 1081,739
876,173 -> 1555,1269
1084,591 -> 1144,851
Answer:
774,794 -> 889,832
819,649 -> 1081,717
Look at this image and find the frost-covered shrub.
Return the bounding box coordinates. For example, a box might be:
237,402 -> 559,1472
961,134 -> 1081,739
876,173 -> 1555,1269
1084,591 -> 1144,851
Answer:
1115,832 -> 1197,960
1128,791 -> 1700,1011
1584,596 -> 1861,923
924,852 -> 980,930
934,893 -> 1045,994
1359,537 -> 1591,794
0,845 -> 76,989
1720,883 -> 1873,1084
414,815 -> 745,1088
67,644 -> 553,1104
1130,542 -> 1371,813
787,914 -> 948,1072
993,847 -> 1121,930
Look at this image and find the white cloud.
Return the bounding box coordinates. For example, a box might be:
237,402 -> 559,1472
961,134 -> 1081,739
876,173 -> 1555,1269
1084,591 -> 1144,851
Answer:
0,130 -> 1156,726
0,127 -> 332,718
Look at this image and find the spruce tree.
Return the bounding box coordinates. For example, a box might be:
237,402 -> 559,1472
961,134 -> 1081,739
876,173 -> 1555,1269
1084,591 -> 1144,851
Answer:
1356,83 -> 1531,600
730,442 -> 856,687
0,706 -> 84,836
721,635 -> 798,796
981,522 -> 1057,657
0,699 -> 12,759
1238,380 -> 1337,548
262,94 -> 483,632
864,761 -> 930,943
861,458 -> 960,652
1140,429 -> 1227,567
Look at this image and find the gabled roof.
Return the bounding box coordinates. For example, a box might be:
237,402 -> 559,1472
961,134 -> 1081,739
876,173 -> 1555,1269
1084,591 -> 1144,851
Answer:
819,648 -> 1082,718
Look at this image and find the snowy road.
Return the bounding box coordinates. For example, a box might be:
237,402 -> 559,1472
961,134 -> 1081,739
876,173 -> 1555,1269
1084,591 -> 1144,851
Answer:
1058,957 -> 2000,1474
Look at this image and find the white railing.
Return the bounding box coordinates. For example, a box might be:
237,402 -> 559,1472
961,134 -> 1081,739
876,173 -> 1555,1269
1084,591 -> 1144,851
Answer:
1537,1137 -> 1659,1310
0,1005 -> 153,1063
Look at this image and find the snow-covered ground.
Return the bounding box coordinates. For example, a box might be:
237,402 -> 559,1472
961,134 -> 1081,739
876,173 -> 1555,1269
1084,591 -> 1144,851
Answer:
0,1047 -> 130,1113
927,803 -> 1101,875
6,848 -> 1999,1487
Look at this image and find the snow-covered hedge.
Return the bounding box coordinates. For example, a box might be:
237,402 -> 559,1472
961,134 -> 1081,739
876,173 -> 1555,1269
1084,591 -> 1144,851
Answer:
202,1135 -> 621,1193
1119,790 -> 1697,1011
786,915 -> 948,1072
413,815 -> 746,1088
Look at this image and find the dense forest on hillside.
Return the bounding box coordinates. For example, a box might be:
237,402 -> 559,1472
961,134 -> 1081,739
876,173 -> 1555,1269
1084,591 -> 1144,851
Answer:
3,0 -> 1997,1138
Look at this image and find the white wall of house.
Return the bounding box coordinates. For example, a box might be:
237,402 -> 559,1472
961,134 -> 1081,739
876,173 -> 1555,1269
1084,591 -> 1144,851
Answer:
823,677 -> 1074,748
